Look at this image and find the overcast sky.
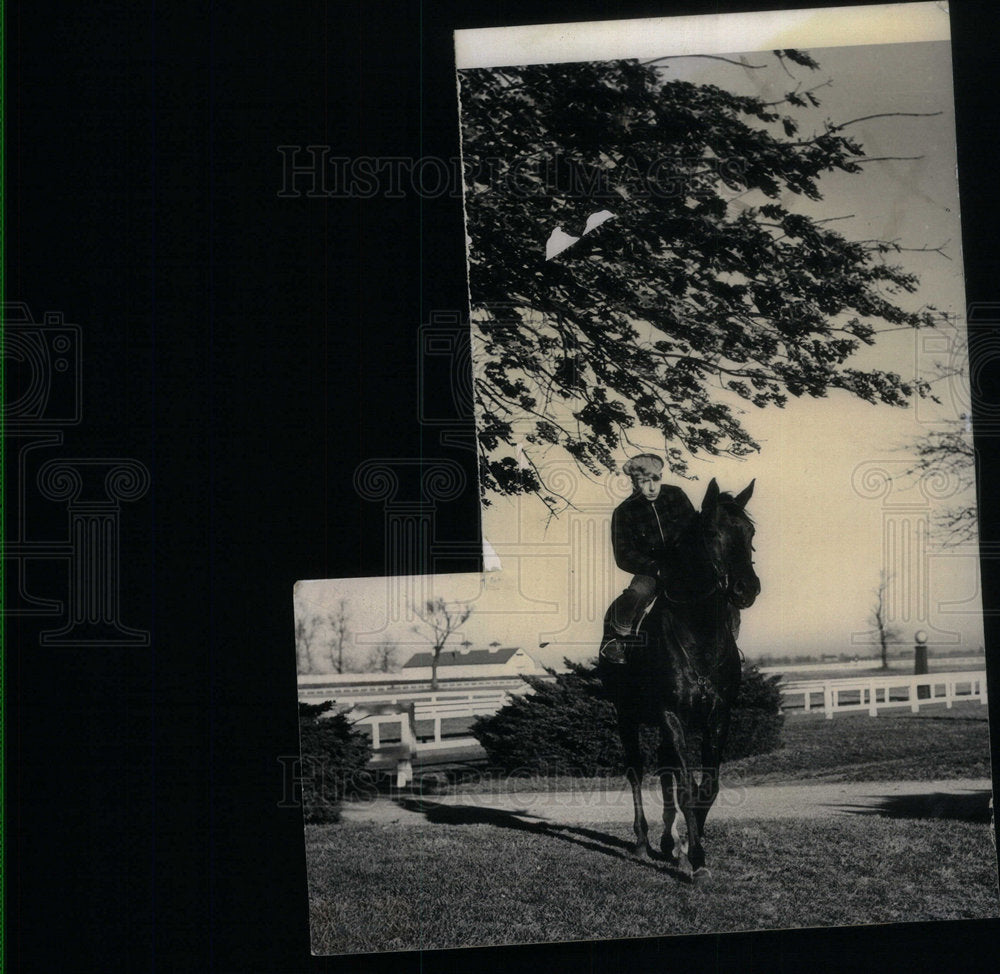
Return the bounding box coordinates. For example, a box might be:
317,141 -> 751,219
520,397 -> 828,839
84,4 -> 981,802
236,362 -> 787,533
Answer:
297,22 -> 984,671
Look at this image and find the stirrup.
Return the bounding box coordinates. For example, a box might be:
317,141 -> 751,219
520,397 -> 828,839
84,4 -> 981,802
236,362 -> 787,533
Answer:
600,636 -> 628,664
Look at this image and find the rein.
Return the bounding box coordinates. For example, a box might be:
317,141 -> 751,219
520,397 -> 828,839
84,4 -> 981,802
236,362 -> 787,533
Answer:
658,519 -> 728,606
653,510 -> 746,691
639,502 -> 752,692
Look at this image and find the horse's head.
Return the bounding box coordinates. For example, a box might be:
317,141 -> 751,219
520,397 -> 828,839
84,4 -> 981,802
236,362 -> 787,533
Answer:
701,478 -> 760,610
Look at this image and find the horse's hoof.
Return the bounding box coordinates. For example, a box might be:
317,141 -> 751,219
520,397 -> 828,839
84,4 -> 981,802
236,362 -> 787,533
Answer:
691,867 -> 713,886
633,842 -> 649,858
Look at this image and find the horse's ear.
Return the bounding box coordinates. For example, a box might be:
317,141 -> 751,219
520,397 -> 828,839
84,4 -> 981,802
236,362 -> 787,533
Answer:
701,478 -> 720,516
734,479 -> 755,509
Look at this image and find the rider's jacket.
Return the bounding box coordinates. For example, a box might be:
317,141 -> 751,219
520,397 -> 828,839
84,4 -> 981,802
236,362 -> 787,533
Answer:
611,487 -> 696,578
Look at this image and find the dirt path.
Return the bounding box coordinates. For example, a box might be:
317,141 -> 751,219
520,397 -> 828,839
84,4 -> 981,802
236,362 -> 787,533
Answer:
339,778 -> 993,827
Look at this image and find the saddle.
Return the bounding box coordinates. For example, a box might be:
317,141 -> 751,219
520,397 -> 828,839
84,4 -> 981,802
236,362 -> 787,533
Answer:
599,589 -> 740,666
599,595 -> 660,665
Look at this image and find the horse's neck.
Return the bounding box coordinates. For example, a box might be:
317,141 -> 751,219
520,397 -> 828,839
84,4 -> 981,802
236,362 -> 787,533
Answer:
659,544 -> 713,602
669,591 -> 726,627
664,594 -> 735,667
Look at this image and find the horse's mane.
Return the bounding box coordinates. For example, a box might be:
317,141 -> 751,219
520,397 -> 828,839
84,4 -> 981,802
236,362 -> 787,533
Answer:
718,493 -> 754,526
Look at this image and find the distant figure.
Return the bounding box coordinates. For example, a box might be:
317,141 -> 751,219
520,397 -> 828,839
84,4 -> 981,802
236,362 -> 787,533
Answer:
600,454 -> 695,664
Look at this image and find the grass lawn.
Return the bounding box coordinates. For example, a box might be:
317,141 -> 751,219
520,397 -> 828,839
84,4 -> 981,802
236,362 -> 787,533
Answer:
726,703 -> 992,784
305,817 -> 999,955
432,702 -> 992,795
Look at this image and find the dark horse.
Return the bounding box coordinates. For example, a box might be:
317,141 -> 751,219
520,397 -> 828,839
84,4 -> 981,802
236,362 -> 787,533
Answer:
599,478 -> 759,884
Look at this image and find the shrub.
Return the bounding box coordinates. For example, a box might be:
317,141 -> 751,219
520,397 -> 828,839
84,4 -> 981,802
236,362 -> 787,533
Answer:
298,701 -> 372,823
470,661 -> 622,776
724,665 -> 786,760
471,659 -> 784,775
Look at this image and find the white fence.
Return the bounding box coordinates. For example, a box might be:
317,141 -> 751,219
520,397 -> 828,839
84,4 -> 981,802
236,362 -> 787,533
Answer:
299,674 -> 532,704
340,688 -> 515,785
323,669 -> 990,782
780,670 -> 988,718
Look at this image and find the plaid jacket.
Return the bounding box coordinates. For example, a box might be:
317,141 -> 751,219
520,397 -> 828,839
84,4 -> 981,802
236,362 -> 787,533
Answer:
611,486 -> 696,577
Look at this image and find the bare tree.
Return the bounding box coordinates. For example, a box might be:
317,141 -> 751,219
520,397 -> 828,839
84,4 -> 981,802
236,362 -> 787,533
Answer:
413,598 -> 474,690
327,599 -> 351,674
295,614 -> 321,674
367,641 -> 399,674
869,572 -> 901,669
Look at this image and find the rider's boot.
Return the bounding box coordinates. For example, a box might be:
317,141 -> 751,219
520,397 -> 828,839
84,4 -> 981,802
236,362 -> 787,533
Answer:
599,634 -> 628,664
609,590 -> 640,637
601,591 -> 643,664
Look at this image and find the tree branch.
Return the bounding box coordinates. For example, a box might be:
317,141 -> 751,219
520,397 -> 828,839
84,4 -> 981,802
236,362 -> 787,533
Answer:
762,79 -> 833,107
857,155 -> 925,163
830,111 -> 942,132
641,54 -> 767,69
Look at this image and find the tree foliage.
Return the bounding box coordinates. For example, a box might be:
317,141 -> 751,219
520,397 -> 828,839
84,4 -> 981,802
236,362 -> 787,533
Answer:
470,658 -> 784,774
459,55 -> 940,511
905,420 -> 977,545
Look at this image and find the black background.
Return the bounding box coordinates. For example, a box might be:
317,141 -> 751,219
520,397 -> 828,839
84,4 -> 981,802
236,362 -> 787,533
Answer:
7,1 -> 1000,971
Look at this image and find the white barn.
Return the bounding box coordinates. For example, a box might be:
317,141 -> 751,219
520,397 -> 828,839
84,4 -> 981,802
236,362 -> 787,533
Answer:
400,646 -> 545,681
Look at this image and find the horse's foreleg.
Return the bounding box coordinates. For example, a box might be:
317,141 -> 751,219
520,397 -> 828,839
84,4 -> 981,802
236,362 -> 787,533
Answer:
657,768 -> 682,864
661,711 -> 709,881
694,713 -> 729,837
617,713 -> 649,856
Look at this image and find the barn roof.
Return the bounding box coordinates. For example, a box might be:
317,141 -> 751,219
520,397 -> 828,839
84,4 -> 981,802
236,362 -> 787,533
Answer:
402,647 -> 521,668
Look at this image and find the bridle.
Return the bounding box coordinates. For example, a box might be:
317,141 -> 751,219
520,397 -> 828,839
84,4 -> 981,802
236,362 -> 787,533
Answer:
658,508 -> 749,607
647,508 -> 753,692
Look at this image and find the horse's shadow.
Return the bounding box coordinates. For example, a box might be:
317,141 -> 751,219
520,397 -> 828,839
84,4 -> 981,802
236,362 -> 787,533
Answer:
395,797 -> 689,881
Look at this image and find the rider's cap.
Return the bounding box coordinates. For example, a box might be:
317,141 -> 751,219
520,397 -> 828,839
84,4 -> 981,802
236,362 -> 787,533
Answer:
623,454 -> 664,479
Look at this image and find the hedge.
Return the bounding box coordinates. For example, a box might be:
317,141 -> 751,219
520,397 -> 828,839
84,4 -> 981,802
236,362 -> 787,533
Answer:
298,701 -> 373,823
471,659 -> 784,776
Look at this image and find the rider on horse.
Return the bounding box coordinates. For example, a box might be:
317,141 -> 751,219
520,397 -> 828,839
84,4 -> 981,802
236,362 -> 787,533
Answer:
600,453 -> 696,664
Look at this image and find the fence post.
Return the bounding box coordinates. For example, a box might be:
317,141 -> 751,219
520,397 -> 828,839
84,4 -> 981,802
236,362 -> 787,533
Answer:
434,716 -> 442,743
776,669 -> 986,718
914,637 -> 930,700
402,704 -> 417,751
397,710 -> 414,787
371,719 -> 381,750
396,758 -> 413,788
